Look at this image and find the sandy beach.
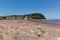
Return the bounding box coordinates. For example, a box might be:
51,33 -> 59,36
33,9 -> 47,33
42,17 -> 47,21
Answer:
0,20 -> 60,40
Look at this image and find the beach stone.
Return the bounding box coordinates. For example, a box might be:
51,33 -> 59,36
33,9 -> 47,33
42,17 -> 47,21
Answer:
0,35 -> 4,40
0,20 -> 60,40
13,27 -> 36,40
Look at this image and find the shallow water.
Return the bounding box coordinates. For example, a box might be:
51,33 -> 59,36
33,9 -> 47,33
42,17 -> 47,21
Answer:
32,20 -> 60,24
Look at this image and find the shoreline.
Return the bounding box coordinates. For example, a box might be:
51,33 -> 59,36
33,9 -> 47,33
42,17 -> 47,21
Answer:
0,20 -> 60,40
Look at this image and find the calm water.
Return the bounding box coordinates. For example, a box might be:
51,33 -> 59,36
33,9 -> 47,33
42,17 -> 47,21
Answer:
32,20 -> 60,24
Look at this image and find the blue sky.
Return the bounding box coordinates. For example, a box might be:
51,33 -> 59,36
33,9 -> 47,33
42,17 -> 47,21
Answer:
0,0 -> 60,19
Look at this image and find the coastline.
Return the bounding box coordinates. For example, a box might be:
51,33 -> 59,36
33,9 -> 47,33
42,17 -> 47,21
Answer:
0,20 -> 60,40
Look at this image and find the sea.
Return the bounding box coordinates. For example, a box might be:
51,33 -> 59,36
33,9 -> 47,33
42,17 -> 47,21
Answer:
31,19 -> 60,24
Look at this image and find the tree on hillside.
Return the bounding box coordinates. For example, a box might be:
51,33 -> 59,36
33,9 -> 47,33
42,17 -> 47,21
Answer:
26,13 -> 46,19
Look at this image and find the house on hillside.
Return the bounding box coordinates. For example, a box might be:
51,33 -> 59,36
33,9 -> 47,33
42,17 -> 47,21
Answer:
24,16 -> 32,20
6,16 -> 16,20
17,16 -> 25,20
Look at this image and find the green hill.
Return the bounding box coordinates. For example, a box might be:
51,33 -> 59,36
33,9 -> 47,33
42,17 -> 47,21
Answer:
0,13 -> 46,20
